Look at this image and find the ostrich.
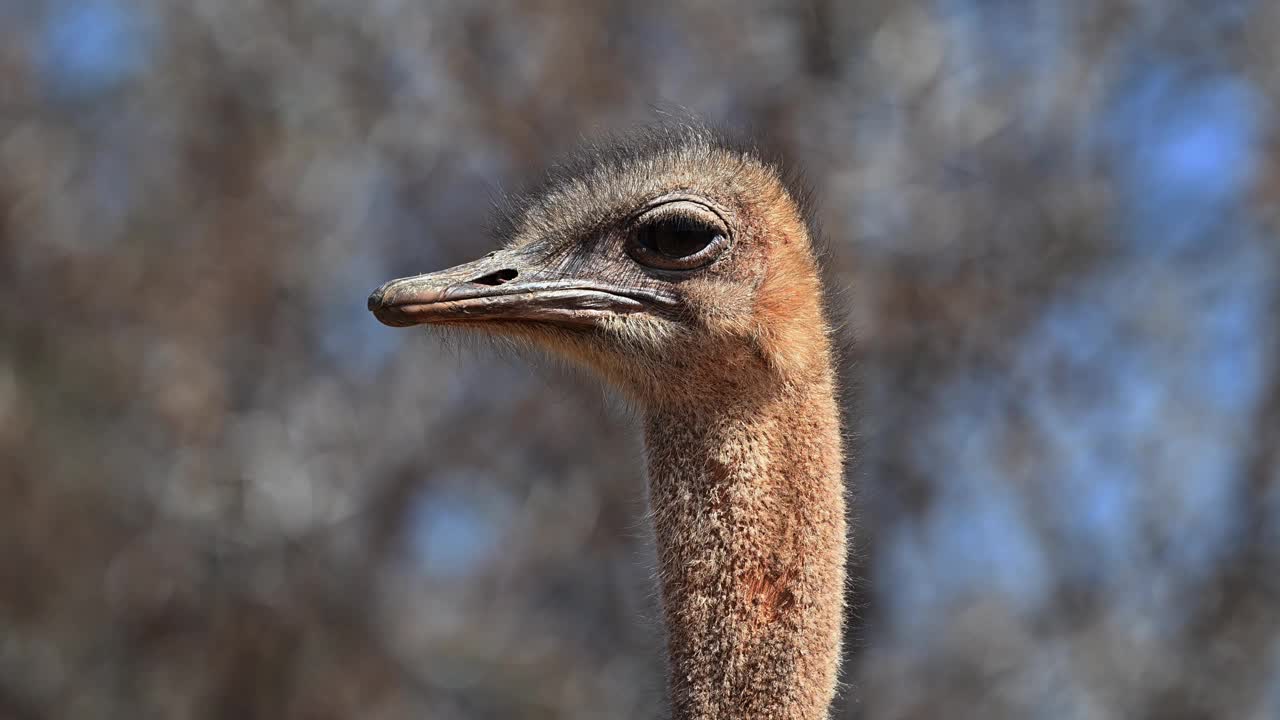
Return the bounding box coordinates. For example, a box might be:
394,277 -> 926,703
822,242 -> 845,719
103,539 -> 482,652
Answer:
368,125 -> 847,720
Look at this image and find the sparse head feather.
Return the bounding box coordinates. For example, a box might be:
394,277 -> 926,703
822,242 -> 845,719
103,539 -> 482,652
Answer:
493,123 -> 819,251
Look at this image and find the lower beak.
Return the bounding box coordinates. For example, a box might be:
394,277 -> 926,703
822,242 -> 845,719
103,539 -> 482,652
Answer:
368,248 -> 675,329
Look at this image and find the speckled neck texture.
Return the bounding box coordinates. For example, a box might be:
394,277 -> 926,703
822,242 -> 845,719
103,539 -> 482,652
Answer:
644,370 -> 845,720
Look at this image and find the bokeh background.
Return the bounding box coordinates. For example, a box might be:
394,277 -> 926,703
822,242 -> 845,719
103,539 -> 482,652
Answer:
2,0 -> 1279,718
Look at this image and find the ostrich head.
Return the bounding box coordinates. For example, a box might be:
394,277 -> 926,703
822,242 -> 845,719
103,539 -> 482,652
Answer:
368,126 -> 828,405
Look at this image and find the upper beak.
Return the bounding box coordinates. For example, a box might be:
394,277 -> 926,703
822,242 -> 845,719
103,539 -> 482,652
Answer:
368,247 -> 677,329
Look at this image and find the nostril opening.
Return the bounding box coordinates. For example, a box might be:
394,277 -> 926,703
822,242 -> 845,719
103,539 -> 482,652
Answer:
471,268 -> 518,286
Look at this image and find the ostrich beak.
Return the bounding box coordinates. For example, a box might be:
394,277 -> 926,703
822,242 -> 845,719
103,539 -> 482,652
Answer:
368,247 -> 676,329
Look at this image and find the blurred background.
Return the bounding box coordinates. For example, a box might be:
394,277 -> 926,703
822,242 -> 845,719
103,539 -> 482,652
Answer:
2,0 -> 1278,718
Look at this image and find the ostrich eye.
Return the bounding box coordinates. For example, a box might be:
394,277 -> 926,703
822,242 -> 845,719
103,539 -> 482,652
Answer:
627,201 -> 731,271
640,218 -> 720,259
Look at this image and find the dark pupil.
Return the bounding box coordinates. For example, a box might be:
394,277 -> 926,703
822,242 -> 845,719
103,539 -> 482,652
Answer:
643,219 -> 716,258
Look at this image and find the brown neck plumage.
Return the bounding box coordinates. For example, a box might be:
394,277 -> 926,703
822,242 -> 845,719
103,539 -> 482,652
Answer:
642,352 -> 846,719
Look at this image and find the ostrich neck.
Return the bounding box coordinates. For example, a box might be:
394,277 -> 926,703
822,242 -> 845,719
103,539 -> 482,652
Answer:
643,372 -> 846,720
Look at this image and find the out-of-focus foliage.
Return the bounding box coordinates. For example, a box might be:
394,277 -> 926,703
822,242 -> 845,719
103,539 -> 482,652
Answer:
2,1 -> 1278,718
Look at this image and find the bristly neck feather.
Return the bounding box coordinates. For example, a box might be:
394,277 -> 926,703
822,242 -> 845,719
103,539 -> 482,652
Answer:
642,360 -> 845,720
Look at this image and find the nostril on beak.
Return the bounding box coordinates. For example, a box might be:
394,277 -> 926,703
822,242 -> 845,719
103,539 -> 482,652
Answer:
471,268 -> 518,286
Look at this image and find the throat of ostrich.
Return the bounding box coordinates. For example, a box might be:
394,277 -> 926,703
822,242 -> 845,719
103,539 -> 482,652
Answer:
644,371 -> 846,720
